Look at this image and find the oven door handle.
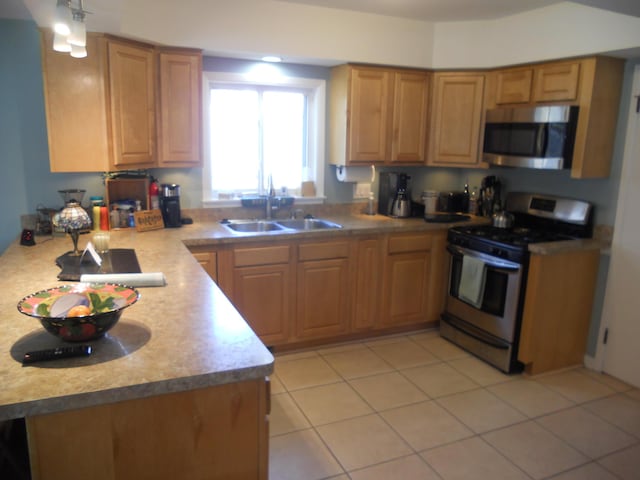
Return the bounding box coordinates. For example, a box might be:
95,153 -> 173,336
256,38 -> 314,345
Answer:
441,313 -> 510,350
446,245 -> 521,273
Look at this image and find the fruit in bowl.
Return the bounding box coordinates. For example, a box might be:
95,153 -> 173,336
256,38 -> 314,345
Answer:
17,283 -> 140,342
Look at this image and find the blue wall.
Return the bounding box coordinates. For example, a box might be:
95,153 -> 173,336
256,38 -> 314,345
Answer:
0,19 -> 106,254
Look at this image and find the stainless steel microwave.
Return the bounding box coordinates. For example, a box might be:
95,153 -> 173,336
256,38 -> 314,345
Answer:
482,105 -> 579,170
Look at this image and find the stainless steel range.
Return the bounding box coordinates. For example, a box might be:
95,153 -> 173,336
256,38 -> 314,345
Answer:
440,192 -> 593,373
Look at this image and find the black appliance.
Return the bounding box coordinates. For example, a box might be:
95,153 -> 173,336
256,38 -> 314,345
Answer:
483,105 -> 579,170
437,192 -> 468,213
478,175 -> 502,217
440,192 -> 593,373
160,184 -> 182,228
378,172 -> 415,218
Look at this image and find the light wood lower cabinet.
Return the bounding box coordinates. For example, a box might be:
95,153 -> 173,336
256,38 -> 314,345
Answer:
296,241 -> 350,339
380,231 -> 447,327
353,237 -> 382,330
234,264 -> 291,345
221,244 -> 292,346
193,231 -> 446,348
26,379 -> 269,480
518,249 -> 600,375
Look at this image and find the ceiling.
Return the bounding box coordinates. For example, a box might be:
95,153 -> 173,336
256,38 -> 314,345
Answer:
2,0 -> 640,27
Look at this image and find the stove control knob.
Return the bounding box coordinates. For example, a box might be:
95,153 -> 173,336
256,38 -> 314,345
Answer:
491,247 -> 504,258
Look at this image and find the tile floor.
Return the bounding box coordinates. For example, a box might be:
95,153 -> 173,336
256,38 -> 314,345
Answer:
268,330 -> 640,480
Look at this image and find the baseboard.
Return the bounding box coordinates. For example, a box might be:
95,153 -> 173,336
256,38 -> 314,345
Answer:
583,354 -> 600,372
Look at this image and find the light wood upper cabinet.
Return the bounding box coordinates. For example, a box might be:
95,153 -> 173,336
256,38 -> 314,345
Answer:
488,56 -> 624,178
391,71 -> 430,164
41,31 -> 112,172
330,65 -> 430,166
533,61 -> 580,102
428,72 -> 486,167
347,67 -> 391,163
108,40 -> 156,168
41,30 -> 202,172
157,49 -> 202,167
494,68 -> 534,105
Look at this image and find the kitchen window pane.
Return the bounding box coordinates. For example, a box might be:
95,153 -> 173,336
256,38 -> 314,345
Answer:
209,86 -> 307,195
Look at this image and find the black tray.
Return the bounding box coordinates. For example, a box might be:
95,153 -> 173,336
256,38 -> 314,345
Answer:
423,213 -> 471,223
55,249 -> 142,281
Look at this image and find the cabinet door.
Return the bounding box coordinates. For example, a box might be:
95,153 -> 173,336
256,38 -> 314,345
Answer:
390,71 -> 429,164
233,264 -> 291,346
429,73 -> 485,167
494,68 -> 533,105
353,238 -> 381,330
380,251 -> 431,327
192,251 -> 217,283
348,67 -> 391,163
533,61 -> 580,102
26,380 -> 268,480
108,41 -> 156,168
296,258 -> 350,339
157,50 -> 202,167
41,31 -> 111,172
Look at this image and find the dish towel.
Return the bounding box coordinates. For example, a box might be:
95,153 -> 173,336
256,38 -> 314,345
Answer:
80,272 -> 167,287
458,255 -> 487,308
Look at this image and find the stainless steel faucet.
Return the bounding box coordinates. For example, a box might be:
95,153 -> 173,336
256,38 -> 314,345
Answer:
266,175 -> 276,219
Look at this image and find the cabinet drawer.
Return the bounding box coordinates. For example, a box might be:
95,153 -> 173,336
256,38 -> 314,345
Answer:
298,241 -> 350,261
388,234 -> 432,254
234,245 -> 290,267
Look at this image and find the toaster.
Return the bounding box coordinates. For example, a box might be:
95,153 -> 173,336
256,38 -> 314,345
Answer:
438,191 -> 468,213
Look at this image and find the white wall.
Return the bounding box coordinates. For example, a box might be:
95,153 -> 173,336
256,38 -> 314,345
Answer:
119,0 -> 435,68
433,2 -> 640,68
93,1 -> 640,69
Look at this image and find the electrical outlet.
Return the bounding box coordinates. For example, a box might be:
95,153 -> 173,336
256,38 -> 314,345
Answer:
354,183 -> 371,199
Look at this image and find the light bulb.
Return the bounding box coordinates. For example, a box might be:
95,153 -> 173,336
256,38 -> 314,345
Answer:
53,31 -> 72,52
53,1 -> 72,36
67,18 -> 86,47
70,44 -> 87,58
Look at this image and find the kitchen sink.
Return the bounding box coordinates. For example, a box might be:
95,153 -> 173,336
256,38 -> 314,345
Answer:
221,218 -> 342,234
275,218 -> 343,231
223,220 -> 286,233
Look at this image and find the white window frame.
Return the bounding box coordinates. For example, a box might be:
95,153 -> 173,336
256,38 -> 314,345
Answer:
202,70 -> 326,207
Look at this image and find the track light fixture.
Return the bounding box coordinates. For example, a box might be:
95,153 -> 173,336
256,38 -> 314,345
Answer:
52,0 -> 88,58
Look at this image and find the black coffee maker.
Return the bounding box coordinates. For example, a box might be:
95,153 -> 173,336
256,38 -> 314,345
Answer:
160,184 -> 182,228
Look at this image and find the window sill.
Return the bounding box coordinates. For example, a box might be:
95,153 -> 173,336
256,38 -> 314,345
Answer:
202,196 -> 326,209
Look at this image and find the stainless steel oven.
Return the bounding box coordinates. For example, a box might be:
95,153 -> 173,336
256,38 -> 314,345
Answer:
441,245 -> 524,373
440,192 -> 593,373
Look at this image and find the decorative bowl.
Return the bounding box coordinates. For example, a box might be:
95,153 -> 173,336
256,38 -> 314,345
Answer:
17,283 -> 140,342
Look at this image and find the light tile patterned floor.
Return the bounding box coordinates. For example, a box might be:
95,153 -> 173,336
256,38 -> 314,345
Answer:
269,330 -> 640,480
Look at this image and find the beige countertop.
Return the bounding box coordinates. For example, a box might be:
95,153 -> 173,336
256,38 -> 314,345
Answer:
0,211 -> 608,421
0,225 -> 276,422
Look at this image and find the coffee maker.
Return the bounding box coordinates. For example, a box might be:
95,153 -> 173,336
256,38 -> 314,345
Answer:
378,172 -> 412,218
160,184 -> 182,228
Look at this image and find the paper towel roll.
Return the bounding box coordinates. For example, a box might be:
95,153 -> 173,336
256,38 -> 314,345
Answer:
336,165 -> 375,183
80,272 -> 167,287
